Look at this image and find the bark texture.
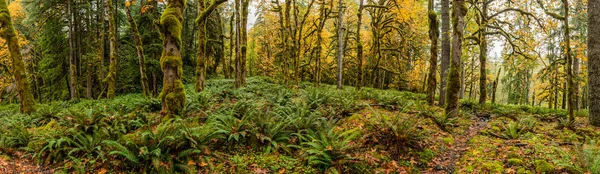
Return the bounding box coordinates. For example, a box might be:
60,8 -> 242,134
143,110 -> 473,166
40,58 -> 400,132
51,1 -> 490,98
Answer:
439,0 -> 450,106
0,0 -> 35,113
445,0 -> 467,118
158,0 -> 186,116
106,0 -> 118,99
336,0 -> 344,90
589,0 -> 600,126
427,0 -> 439,105
478,0 -> 488,105
356,0 -> 364,89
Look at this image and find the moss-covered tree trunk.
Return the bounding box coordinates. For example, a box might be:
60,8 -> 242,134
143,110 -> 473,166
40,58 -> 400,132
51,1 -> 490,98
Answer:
0,0 -> 35,113
98,0 -> 106,99
195,0 -> 227,92
563,0 -> 575,122
356,0 -> 364,89
235,0 -> 243,88
106,0 -> 117,99
126,5 -> 150,97
427,0 -> 439,105
439,0 -> 451,106
314,0 -> 327,87
445,0 -> 466,118
241,0 -> 249,86
478,0 -> 488,105
227,12 -> 234,79
196,1 -> 207,92
492,68 -> 501,104
158,0 -> 186,116
68,0 -> 79,100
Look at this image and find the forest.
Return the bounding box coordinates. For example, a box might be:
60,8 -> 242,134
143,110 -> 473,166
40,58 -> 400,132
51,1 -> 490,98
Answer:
1,0 -> 600,173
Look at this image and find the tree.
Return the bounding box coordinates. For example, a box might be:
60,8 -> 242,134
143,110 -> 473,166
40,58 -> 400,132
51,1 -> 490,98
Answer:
589,0 -> 600,126
467,0 -> 540,105
106,0 -> 117,99
125,1 -> 150,97
538,0 -> 575,122
195,0 -> 228,92
68,0 -> 79,100
445,0 -> 466,118
157,0 -> 186,116
336,0 -> 343,89
234,0 -> 248,88
439,0 -> 450,106
356,0 -> 364,89
0,0 -> 35,113
240,0 -> 249,87
427,0 -> 439,105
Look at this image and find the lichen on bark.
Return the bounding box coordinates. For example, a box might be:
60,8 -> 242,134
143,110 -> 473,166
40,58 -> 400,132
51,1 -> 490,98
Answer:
0,0 -> 35,113
445,0 -> 467,118
158,0 -> 186,116
106,0 -> 118,99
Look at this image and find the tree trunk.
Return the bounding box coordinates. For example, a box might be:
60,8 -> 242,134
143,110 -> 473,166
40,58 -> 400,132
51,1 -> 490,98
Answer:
227,12 -> 234,79
478,0 -> 488,105
235,0 -> 242,88
563,0 -> 575,122
126,5 -> 150,97
314,0 -> 328,87
106,0 -> 117,99
445,0 -> 466,118
196,1 -> 207,92
439,0 -> 451,106
98,0 -> 106,98
427,0 -> 439,105
195,0 -> 227,91
336,0 -> 344,90
460,57 -> 465,99
492,68 -> 501,104
0,0 -> 35,113
68,0 -> 79,100
356,0 -> 364,89
158,0 -> 186,116
469,55 -> 475,99
241,0 -> 249,86
574,48 -> 580,110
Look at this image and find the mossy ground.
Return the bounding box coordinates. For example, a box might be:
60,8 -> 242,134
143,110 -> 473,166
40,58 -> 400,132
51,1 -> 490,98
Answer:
0,77 -> 598,173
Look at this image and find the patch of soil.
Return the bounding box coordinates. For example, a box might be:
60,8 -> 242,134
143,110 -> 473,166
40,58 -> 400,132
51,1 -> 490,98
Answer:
424,116 -> 490,174
0,154 -> 52,174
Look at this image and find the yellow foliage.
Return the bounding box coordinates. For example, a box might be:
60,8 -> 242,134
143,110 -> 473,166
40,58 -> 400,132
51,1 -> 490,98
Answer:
0,0 -> 28,90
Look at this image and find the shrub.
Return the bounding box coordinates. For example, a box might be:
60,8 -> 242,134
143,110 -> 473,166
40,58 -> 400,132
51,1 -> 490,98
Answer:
366,112 -> 427,156
553,141 -> 600,174
292,128 -> 360,172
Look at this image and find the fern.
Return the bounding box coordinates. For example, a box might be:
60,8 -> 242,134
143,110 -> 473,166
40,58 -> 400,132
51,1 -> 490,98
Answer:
293,128 -> 360,171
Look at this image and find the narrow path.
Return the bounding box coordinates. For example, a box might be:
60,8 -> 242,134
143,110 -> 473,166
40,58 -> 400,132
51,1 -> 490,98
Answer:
424,115 -> 490,174
0,155 -> 51,174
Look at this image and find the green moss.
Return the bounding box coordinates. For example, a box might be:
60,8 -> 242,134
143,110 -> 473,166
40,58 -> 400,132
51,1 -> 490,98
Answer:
158,0 -> 187,116
0,0 -> 36,113
507,158 -> 523,166
491,126 -> 501,132
482,161 -> 504,173
417,149 -> 435,163
535,160 -> 555,174
161,80 -> 186,115
517,168 -> 533,174
507,151 -> 521,159
442,137 -> 454,145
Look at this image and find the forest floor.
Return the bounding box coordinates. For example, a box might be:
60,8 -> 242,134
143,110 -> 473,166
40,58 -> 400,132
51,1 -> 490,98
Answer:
1,77 -> 599,173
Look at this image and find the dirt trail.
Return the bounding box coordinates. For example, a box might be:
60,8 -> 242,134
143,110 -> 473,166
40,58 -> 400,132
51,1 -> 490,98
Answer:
0,155 -> 52,174
424,116 -> 490,174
